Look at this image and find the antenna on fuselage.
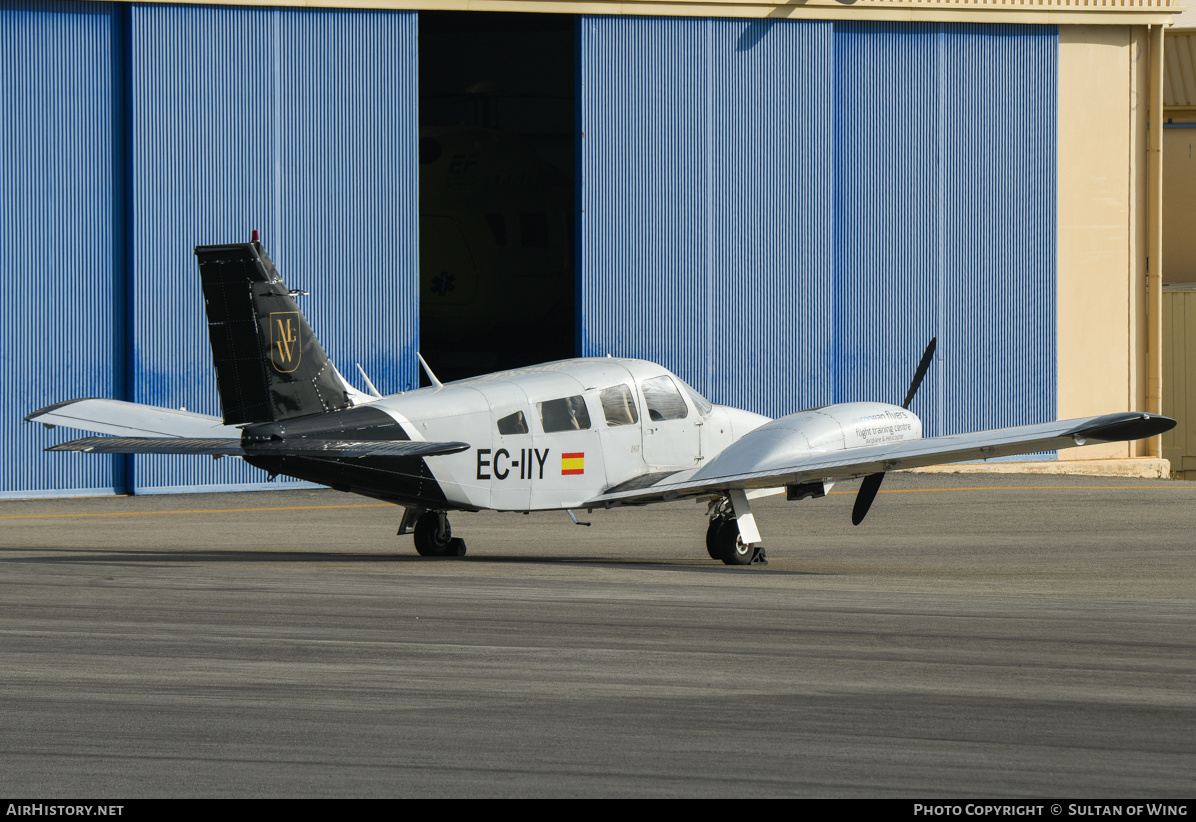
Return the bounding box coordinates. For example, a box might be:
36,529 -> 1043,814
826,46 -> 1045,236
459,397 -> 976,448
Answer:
354,363 -> 383,398
417,352 -> 443,390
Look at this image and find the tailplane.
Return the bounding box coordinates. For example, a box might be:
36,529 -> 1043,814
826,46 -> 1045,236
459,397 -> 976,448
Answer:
195,241 -> 355,425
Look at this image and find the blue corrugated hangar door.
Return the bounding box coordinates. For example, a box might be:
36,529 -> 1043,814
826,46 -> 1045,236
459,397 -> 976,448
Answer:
940,24 -> 1057,438
129,4 -> 418,493
0,2 -> 121,499
578,17 -> 835,419
834,22 -> 1057,439
579,17 -> 1056,440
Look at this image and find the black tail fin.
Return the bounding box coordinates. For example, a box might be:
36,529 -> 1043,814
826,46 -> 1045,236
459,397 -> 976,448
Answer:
195,242 -> 353,425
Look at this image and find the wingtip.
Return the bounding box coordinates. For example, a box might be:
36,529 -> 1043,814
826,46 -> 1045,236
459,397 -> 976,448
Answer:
1072,412 -> 1177,443
24,397 -> 100,423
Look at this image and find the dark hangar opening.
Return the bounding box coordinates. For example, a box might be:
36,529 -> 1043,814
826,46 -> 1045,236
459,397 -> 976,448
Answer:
418,11 -> 577,385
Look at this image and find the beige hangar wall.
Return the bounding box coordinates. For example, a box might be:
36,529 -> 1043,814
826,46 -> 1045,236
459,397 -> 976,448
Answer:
1057,25 -> 1153,460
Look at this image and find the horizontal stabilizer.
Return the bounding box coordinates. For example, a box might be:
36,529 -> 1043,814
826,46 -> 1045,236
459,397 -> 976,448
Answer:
25,398 -> 240,439
48,437 -> 470,460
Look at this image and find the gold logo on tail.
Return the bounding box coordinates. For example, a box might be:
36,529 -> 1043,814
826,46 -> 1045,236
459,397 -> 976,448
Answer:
270,312 -> 302,373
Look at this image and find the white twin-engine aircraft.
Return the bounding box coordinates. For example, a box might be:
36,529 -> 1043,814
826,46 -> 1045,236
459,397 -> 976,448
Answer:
28,241 -> 1175,565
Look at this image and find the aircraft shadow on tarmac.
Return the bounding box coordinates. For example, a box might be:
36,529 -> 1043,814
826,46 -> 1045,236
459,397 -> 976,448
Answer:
0,547 -> 832,575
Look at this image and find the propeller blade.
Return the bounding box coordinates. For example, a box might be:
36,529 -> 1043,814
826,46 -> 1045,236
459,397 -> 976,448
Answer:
852,472 -> 886,526
902,337 -> 937,410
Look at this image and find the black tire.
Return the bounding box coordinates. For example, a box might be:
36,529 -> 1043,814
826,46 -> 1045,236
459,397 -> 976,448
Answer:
716,519 -> 754,566
705,519 -> 723,560
413,512 -> 452,557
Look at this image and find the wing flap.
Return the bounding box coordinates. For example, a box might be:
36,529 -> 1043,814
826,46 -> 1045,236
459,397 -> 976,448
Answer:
588,412 -> 1175,506
47,437 -> 470,459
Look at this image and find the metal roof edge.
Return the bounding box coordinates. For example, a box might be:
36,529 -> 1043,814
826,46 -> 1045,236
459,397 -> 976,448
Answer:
96,0 -> 1179,27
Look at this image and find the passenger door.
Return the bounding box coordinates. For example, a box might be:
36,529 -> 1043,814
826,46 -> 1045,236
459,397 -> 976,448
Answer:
594,383 -> 644,489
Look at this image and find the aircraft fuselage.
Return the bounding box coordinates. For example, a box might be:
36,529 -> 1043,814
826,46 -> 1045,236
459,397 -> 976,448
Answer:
241,356 -> 928,515
244,357 -> 770,511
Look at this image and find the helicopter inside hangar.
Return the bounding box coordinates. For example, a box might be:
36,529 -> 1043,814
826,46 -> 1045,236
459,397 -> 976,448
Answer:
419,12 -> 576,385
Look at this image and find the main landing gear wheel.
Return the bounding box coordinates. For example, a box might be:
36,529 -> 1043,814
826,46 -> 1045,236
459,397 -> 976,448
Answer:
705,497 -> 766,566
413,511 -> 466,557
707,517 -> 767,566
705,518 -> 724,560
714,519 -> 756,566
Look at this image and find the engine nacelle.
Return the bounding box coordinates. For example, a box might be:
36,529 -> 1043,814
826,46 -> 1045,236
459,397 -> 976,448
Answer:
800,402 -> 923,450
692,402 -> 922,481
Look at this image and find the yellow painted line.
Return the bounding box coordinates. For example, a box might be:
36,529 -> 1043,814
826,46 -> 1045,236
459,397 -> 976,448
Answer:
0,503 -> 391,521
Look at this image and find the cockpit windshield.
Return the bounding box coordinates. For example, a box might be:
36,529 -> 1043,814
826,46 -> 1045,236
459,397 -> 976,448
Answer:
676,377 -> 713,416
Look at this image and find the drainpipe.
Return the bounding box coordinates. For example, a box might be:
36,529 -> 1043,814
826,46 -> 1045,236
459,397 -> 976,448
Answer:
1147,23 -> 1164,459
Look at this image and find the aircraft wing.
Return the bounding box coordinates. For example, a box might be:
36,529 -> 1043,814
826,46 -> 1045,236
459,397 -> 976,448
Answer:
45,437 -> 470,459
587,412 -> 1175,507
25,398 -> 241,439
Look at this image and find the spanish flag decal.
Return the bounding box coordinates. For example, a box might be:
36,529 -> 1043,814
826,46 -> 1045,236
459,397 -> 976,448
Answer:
561,452 -> 584,476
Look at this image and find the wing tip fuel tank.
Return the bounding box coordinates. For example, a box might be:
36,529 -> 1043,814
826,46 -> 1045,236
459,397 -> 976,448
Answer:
1070,413 -> 1175,443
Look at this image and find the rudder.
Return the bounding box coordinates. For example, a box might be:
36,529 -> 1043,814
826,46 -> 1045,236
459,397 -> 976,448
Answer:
195,241 -> 354,425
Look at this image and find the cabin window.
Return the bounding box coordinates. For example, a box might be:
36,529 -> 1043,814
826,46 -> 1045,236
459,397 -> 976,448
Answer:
599,385 -> 638,427
642,376 -> 688,421
538,396 -> 591,433
497,410 -> 528,435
